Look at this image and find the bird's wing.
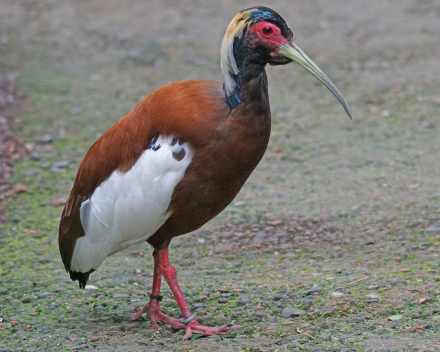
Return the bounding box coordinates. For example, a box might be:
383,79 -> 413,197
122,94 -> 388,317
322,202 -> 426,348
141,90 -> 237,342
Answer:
59,80 -> 229,273
59,108 -> 154,272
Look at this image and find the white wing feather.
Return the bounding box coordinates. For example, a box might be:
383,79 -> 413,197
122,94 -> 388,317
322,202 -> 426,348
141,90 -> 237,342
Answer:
70,136 -> 192,273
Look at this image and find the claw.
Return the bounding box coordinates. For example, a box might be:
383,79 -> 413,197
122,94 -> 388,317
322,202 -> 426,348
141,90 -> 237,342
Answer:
181,320 -> 236,341
131,301 -> 185,330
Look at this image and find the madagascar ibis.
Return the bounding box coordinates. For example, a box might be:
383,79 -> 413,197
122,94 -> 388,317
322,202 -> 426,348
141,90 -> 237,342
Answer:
59,6 -> 352,339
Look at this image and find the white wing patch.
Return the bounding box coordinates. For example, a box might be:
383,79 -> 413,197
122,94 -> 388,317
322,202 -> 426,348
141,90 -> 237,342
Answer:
70,136 -> 193,273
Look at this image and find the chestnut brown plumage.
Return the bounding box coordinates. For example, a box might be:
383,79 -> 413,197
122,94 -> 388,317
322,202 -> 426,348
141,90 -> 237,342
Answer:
59,6 -> 351,339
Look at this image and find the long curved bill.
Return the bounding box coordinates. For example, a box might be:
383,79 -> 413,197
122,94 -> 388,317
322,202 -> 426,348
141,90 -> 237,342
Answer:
279,43 -> 352,119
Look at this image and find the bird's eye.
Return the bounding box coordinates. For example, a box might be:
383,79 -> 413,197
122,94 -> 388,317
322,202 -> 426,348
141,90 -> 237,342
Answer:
263,26 -> 273,35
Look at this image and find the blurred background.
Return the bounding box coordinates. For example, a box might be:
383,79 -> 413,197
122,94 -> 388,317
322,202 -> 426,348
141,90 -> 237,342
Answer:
1,0 -> 440,351
1,0 -> 439,219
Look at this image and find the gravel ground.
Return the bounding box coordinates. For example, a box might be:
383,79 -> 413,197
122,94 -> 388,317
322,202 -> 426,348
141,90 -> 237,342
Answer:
1,0 -> 440,351
0,74 -> 27,215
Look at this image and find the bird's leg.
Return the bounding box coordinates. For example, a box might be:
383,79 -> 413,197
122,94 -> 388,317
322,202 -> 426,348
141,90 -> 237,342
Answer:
157,248 -> 235,340
131,250 -> 185,330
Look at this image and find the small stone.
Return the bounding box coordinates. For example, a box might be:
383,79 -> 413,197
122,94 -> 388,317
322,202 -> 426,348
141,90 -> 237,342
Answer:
113,293 -> 129,299
267,316 -> 276,323
218,298 -> 228,303
194,308 -> 206,315
121,322 -> 138,331
192,303 -> 204,309
29,152 -> 40,161
221,293 -> 232,297
94,306 -> 105,311
83,289 -> 96,296
35,134 -> 53,144
307,285 -> 324,294
281,307 -> 305,318
368,285 -> 379,290
11,299 -> 22,305
21,296 -> 36,303
331,292 -> 344,297
24,169 -> 39,176
339,335 -> 353,343
240,298 -> 250,305
253,312 -> 266,318
71,345 -> 88,351
200,316 -> 213,323
426,224 -> 440,233
55,287 -> 66,292
179,344 -> 194,350
40,162 -> 50,169
51,166 -> 63,173
90,336 -> 100,342
302,298 -> 314,308
318,333 -> 330,341
53,160 -> 69,168
365,293 -> 379,299
253,232 -> 266,244
85,285 -> 98,290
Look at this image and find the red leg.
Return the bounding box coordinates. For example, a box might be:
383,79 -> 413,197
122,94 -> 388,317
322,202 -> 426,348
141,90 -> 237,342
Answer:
131,250 -> 185,330
157,248 -> 237,340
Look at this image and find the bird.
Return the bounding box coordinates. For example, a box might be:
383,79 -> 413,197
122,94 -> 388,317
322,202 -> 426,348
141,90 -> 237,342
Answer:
59,6 -> 352,340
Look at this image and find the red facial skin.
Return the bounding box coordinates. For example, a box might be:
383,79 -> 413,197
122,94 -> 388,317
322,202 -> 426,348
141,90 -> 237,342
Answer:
249,21 -> 290,55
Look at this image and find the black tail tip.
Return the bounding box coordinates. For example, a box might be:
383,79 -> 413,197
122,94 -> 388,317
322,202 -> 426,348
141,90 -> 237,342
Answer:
69,269 -> 94,289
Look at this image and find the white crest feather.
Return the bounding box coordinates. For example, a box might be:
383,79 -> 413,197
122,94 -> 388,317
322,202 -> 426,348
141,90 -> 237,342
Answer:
220,9 -> 256,96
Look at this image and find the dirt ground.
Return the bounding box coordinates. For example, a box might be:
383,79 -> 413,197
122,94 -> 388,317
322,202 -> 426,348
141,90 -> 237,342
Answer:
1,0 -> 440,351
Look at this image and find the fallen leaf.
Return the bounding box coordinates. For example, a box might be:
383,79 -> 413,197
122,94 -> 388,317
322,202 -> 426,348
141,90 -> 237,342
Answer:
190,333 -> 205,341
302,332 -> 314,339
413,298 -> 427,304
414,327 -> 424,332
400,268 -> 411,272
266,220 -> 282,226
387,314 -> 402,321
13,184 -> 27,194
347,276 -> 369,285
296,329 -> 302,333
409,184 -> 420,189
51,198 -> 66,207
393,257 -> 401,262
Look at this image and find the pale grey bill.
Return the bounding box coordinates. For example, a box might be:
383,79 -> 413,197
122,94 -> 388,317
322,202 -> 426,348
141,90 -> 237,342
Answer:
279,43 -> 353,119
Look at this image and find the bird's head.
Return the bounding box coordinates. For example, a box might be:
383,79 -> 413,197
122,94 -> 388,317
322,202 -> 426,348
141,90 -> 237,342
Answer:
221,6 -> 352,118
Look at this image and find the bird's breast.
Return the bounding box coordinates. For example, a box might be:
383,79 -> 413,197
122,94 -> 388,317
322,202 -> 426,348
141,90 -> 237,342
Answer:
148,108 -> 271,247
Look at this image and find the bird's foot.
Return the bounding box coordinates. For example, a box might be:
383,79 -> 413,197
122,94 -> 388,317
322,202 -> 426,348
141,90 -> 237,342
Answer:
131,302 -> 185,330
182,320 -> 240,341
